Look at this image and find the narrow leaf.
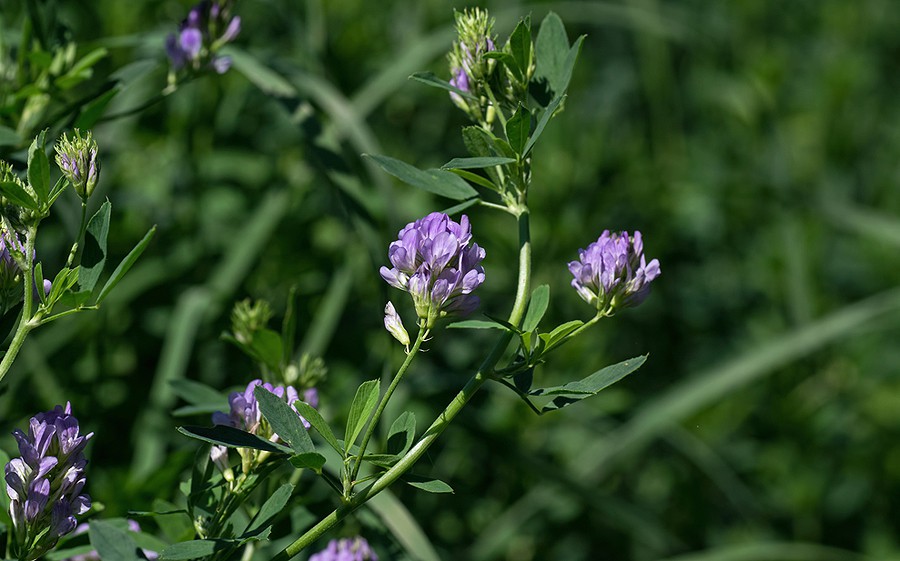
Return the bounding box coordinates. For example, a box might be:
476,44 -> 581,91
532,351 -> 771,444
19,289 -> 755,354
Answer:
345,379 -> 380,451
78,200 -> 111,293
524,95 -> 565,155
169,379 -> 224,406
364,154 -> 478,200
254,385 -> 315,454
294,400 -> 342,455
409,71 -> 476,100
289,452 -> 327,471
530,355 -> 647,413
96,225 -> 156,303
505,105 -> 531,156
407,479 -> 454,494
225,47 -> 296,98
244,483 -> 294,536
0,180 -> 38,210
441,157 -> 516,170
508,17 -> 532,80
446,169 -> 499,192
540,319 -> 584,351
522,285 -> 550,333
386,411 -> 416,456
27,129 -> 50,205
441,197 -> 480,216
177,425 -> 292,455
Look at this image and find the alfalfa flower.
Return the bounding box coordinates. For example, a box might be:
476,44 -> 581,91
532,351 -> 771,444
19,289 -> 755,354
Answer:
380,212 -> 485,330
166,1 -> 240,75
211,379 -> 315,473
447,8 -> 497,118
309,536 -> 379,561
0,228 -> 52,315
5,403 -> 92,561
568,230 -> 661,315
55,129 -> 99,201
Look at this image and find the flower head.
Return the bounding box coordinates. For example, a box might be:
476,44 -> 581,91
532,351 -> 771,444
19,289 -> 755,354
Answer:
309,537 -> 379,561
5,403 -> 92,560
383,301 -> 410,349
55,130 -> 99,200
380,212 -> 485,329
447,8 -> 497,117
166,1 -> 240,74
568,230 -> 660,314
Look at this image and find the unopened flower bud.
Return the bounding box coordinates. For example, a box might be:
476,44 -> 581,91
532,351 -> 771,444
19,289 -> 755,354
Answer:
54,130 -> 99,200
383,301 -> 410,348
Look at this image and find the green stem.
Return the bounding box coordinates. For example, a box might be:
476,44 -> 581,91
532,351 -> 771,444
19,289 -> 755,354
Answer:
271,210 -> 532,560
66,201 -> 88,268
349,327 -> 426,488
0,224 -> 40,385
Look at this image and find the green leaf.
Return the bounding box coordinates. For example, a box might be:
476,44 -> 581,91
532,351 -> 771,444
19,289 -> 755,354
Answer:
386,411 -> 416,456
505,105 -> 531,156
462,126 -> 496,159
441,157 -> 516,170
254,385 -> 315,454
45,267 -> 79,308
345,379 -> 380,451
446,169 -> 499,192
364,154 -> 478,200
534,12 -> 572,99
0,181 -> 38,210
524,95 -> 565,155
409,71 -> 476,100
289,452 -> 327,471
539,319 -> 584,351
522,285 -> 550,333
248,328 -> 284,372
483,51 -> 521,80
294,400 -> 342,455
177,425 -> 293,455
27,129 -> 50,205
407,479 -> 454,494
159,539 -> 232,560
89,520 -> 142,561
33,263 -> 47,306
244,483 -> 293,537
96,225 -> 156,304
447,319 -> 505,330
78,200 -> 111,293
529,355 -> 647,413
483,313 -> 522,334
508,16 -> 532,80
225,46 -> 297,98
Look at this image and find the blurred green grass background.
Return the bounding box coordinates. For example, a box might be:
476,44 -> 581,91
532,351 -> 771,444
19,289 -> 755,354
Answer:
3,0 -> 900,559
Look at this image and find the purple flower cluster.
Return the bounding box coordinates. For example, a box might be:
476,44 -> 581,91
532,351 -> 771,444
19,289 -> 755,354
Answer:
380,212 -> 485,329
568,230 -> 661,314
212,379 -> 317,435
309,537 -> 378,561
5,403 -> 92,559
166,1 -> 240,74
0,229 -> 54,314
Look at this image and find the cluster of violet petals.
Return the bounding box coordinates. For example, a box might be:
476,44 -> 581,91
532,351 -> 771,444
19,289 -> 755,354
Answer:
212,379 -> 317,437
568,230 -> 661,313
166,1 -> 240,74
5,403 -> 92,547
380,212 -> 485,327
309,537 -> 379,561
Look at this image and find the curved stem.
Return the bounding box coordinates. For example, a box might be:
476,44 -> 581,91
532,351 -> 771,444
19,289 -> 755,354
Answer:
272,210 -> 532,560
0,224 -> 40,385
349,327 -> 426,487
